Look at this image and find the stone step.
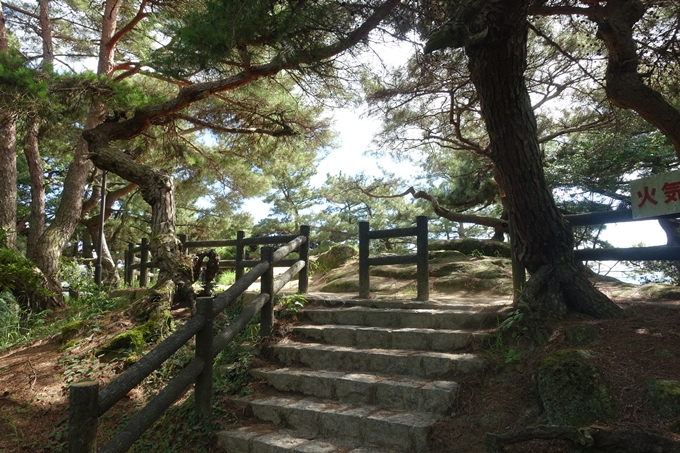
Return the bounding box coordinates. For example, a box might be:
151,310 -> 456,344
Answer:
250,367 -> 458,415
228,395 -> 439,452
301,307 -> 499,330
217,425 -> 398,453
267,341 -> 485,379
305,295 -> 512,312
293,324 -> 491,352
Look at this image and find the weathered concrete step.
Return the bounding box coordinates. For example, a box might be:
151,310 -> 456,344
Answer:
228,395 -> 438,452
250,367 -> 458,415
217,425 -> 398,453
293,324 -> 491,352
306,295 -> 512,312
301,307 -> 499,330
267,341 -> 485,379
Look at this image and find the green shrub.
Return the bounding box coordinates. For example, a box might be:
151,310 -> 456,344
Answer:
0,247 -> 54,310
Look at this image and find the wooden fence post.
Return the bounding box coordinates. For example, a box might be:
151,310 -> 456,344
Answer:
194,297 -> 213,419
140,237 -> 149,287
124,243 -> 132,286
359,221 -> 370,299
260,247 -> 274,336
416,215 -> 429,301
235,231 -> 245,281
299,225 -> 310,293
179,234 -> 188,256
68,380 -> 99,453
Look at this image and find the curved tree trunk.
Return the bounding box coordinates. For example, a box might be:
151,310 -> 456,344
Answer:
83,134 -> 195,314
464,0 -> 621,331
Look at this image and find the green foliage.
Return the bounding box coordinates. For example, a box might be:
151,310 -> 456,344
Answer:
0,292 -> 21,348
275,293 -> 307,317
0,247 -> 54,310
215,270 -> 236,287
487,309 -> 527,367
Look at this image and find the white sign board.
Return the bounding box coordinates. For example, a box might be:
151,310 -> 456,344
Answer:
630,170 -> 680,219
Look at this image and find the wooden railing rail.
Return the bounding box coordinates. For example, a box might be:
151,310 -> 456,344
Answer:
509,209 -> 680,295
123,226 -> 310,292
359,216 -> 429,301
69,233 -> 308,453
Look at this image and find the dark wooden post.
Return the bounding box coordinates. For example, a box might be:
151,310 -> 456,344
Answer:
299,225 -> 310,293
139,238 -> 149,287
194,297 -> 213,419
260,247 -> 274,336
124,243 -> 132,286
359,221 -> 370,299
178,234 -> 188,255
509,219 -> 526,303
68,380 -> 99,453
416,215 -> 429,301
235,230 -> 245,281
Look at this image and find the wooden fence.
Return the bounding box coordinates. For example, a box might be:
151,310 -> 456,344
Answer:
357,210 -> 679,301
123,226 -> 310,293
567,209 -> 680,261
68,234 -> 308,453
358,216 -> 429,301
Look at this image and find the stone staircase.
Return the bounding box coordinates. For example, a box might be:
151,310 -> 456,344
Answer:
216,296 -> 510,453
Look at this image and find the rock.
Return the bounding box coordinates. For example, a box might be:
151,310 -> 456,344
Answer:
565,324 -> 601,346
370,264 -> 418,280
313,245 -> 357,273
428,250 -> 469,263
646,378 -> 680,419
639,283 -> 680,300
319,276 -> 396,293
430,238 -> 511,258
433,275 -> 504,293
538,349 -> 618,426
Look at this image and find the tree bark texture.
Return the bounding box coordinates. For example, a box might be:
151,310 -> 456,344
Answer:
594,0 -> 680,158
464,0 -> 621,322
24,116 -> 46,260
0,4 -> 17,250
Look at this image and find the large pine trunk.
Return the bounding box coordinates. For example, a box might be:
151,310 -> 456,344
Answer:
465,0 -> 621,330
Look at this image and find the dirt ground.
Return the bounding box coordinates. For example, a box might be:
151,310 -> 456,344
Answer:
1,281 -> 680,452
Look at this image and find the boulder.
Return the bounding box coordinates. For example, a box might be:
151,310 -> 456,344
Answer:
314,244 -> 357,273
647,378 -> 680,419
538,349 -> 618,426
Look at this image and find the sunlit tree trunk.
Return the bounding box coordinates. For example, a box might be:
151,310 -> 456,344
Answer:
0,2 -> 17,249
24,117 -> 45,259
464,0 -> 621,336
30,0 -> 122,307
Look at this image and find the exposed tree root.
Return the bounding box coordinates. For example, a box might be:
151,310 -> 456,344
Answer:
485,425 -> 680,453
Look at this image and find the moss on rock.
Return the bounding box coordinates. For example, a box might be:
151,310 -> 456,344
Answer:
647,378 -> 680,419
369,264 -> 418,280
639,283 -> 680,300
313,244 -> 357,273
59,320 -> 86,343
565,324 -> 601,346
430,238 -> 511,258
538,349 -> 618,426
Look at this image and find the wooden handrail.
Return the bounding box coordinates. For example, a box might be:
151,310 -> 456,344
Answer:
69,234 -> 309,453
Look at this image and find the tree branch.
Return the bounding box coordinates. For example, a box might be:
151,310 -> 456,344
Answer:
173,113 -> 296,137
